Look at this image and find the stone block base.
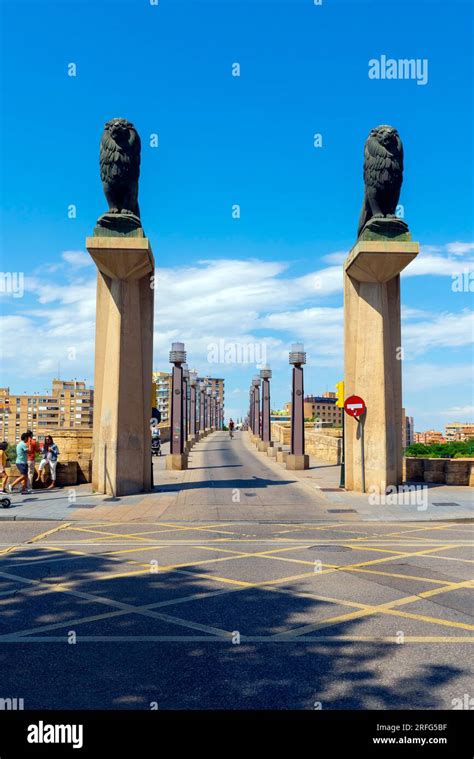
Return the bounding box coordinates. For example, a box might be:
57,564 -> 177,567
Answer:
276,451 -> 289,464
257,441 -> 269,452
267,446 -> 281,458
286,454 -> 310,470
166,453 -> 188,470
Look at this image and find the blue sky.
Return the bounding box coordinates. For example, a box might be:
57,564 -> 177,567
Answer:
0,0 -> 473,430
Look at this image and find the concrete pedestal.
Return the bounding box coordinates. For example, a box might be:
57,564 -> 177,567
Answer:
166,453 -> 189,470
257,440 -> 269,452
344,239 -> 419,492
86,234 -> 154,496
286,454 -> 309,470
276,450 -> 289,465
267,445 -> 281,458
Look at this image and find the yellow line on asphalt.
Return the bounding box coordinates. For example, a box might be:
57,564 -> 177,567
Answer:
28,523 -> 73,543
273,577 -> 474,639
345,567 -> 455,586
381,608 -> 474,631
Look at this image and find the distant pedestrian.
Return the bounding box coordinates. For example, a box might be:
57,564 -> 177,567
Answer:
9,432 -> 30,494
0,441 -> 9,493
26,430 -> 40,491
229,418 -> 235,439
38,435 -> 60,490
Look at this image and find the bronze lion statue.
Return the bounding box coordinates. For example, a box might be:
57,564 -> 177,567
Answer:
100,118 -> 141,219
357,125 -> 404,238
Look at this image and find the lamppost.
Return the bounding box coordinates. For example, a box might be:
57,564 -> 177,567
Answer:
189,370 -> 198,442
182,364 -> 189,448
166,342 -> 188,470
252,376 -> 261,443
199,381 -> 206,437
206,386 -> 212,430
249,386 -> 253,434
212,390 -> 218,429
258,364 -> 272,451
287,343 -> 309,470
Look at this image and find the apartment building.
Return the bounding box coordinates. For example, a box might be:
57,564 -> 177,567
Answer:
445,422 -> 474,441
285,391 -> 342,426
402,408 -> 414,449
152,371 -> 172,426
0,380 -> 93,444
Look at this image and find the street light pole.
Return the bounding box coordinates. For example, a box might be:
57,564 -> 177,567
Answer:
182,364 -> 189,446
189,370 -> 198,441
167,342 -> 188,470
252,376 -> 261,442
206,386 -> 211,430
199,381 -> 206,437
259,364 -> 272,451
287,343 -> 309,470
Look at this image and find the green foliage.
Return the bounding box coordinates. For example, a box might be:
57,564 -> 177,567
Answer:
405,439 -> 474,458
6,444 -> 16,464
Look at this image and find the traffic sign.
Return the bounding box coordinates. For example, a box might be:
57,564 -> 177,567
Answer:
344,395 -> 366,418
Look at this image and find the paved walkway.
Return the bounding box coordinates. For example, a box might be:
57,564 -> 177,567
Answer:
0,431 -> 472,522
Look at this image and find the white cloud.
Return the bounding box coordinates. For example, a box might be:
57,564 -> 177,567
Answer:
1,247 -> 473,390
61,250 -> 93,268
445,242 -> 474,256
404,362 -> 474,390
439,405 -> 474,417
403,310 -> 474,356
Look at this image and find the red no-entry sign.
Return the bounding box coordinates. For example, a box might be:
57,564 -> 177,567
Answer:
344,395 -> 366,418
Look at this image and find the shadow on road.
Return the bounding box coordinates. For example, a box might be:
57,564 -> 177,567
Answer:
0,543 -> 464,709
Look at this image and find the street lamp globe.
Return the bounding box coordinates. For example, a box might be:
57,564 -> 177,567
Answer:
260,364 -> 272,380
170,342 -> 186,365
289,342 -> 306,366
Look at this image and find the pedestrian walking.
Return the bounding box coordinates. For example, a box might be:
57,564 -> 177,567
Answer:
9,432 -> 30,494
26,430 -> 40,491
38,435 -> 60,490
0,441 -> 9,493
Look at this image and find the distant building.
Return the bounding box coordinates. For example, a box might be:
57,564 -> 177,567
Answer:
402,408 -> 414,448
414,430 -> 446,444
152,371 -> 172,426
0,380 -> 93,444
286,391 -> 342,426
445,422 -> 474,441
197,376 -> 225,409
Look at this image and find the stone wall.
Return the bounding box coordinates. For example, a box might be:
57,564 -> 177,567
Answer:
270,422 -> 342,464
7,461 -> 78,487
405,457 -> 474,486
53,429 -> 93,484
305,431 -> 342,464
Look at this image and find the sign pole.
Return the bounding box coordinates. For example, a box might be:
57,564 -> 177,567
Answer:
359,417 -> 366,493
339,413 -> 345,488
343,394 -> 366,492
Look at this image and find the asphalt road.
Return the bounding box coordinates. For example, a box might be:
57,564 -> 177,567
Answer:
0,517 -> 472,709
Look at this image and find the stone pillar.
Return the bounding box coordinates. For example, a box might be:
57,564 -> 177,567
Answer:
252,379 -> 260,440
344,239 -> 419,492
199,385 -> 205,436
189,381 -> 197,438
287,345 -> 309,470
86,234 -> 154,496
261,378 -> 271,442
166,364 -> 188,469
